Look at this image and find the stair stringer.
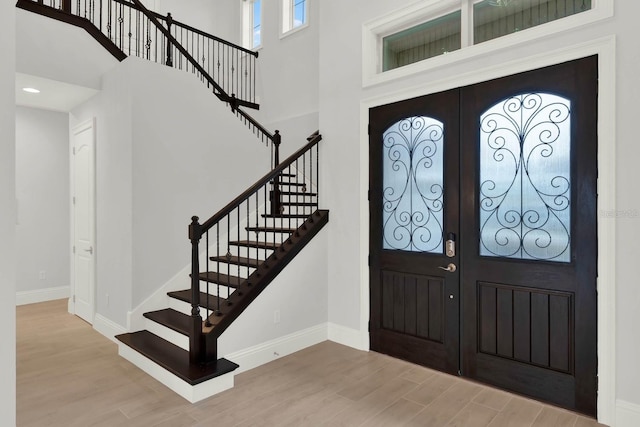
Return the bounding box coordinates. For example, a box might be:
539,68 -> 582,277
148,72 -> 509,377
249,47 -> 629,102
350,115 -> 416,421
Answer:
216,216 -> 330,370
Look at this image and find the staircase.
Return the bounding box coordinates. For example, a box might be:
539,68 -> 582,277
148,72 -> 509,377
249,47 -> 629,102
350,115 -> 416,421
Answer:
18,0 -> 329,402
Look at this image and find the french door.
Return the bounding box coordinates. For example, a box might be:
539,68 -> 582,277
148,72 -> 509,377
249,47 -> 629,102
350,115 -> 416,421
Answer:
369,56 -> 598,415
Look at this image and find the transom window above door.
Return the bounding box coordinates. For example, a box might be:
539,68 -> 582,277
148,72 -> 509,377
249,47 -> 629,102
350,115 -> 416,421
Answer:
382,0 -> 592,72
363,0 -> 612,86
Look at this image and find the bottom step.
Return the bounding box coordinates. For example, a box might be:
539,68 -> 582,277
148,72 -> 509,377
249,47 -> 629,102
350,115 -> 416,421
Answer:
116,330 -> 239,402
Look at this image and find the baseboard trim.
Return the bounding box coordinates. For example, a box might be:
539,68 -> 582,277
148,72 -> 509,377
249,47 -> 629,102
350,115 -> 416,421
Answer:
16,286 -> 69,306
93,313 -> 128,344
223,323 -> 328,374
328,322 -> 369,351
616,400 -> 640,427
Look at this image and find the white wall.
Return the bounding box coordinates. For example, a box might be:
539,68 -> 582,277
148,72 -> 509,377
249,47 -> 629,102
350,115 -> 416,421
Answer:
129,58 -> 269,308
0,1 -> 16,425
219,227 -> 328,357
71,60 -> 134,327
317,0 -> 640,424
154,0 -> 217,35
16,9 -> 118,89
71,56 -> 271,327
15,107 -> 70,297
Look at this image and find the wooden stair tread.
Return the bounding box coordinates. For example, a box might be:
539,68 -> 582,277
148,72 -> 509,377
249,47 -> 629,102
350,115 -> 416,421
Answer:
245,226 -> 297,233
262,213 -> 311,219
168,290 -> 227,312
143,309 -> 191,336
209,255 -> 261,267
273,181 -> 306,187
281,201 -> 318,206
115,331 -> 238,385
280,191 -> 317,196
230,240 -> 280,249
197,272 -> 244,287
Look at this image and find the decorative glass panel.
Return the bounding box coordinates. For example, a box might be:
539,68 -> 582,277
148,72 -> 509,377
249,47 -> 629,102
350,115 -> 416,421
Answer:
474,0 -> 592,45
383,11 -> 461,72
479,93 -> 571,262
383,116 -> 444,253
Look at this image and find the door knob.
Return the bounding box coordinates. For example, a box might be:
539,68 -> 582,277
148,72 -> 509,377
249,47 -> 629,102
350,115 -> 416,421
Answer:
438,263 -> 456,273
84,246 -> 93,255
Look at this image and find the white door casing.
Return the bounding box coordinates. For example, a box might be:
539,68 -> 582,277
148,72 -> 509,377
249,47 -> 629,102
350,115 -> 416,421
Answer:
71,118 -> 96,324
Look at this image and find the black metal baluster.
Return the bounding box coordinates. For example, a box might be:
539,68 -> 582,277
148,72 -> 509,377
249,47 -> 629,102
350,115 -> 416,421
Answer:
107,0 -> 112,40
216,223 -> 220,316
246,197 -> 250,280
128,5 -> 131,56
255,191 -> 259,272
205,230 -> 211,327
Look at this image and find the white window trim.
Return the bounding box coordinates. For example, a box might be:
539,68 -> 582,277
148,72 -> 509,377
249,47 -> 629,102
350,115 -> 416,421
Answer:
362,0 -> 614,88
242,0 -> 262,51
280,0 -> 309,39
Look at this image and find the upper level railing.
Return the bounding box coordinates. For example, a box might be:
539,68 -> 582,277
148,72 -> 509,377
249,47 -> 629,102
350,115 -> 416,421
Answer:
25,0 -> 259,110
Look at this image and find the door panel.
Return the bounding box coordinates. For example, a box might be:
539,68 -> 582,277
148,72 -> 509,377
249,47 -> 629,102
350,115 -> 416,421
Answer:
72,119 -> 96,325
370,89 -> 460,375
369,56 -> 598,416
460,56 -> 598,415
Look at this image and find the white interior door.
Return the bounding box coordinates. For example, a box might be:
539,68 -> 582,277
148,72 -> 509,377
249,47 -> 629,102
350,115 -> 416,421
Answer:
72,119 -> 96,324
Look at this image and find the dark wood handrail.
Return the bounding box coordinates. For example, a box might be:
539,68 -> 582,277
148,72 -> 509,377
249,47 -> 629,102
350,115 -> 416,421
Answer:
128,0 -> 231,102
127,0 -> 266,130
110,0 -> 258,57
171,20 -> 258,58
232,107 -> 275,143
199,132 -> 322,234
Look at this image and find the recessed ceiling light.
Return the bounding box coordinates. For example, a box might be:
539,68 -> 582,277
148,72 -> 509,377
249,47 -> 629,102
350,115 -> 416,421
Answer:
22,87 -> 40,94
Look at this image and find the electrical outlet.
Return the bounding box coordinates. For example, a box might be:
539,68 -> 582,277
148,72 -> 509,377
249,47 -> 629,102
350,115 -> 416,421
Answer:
39,271 -> 46,280
273,310 -> 280,324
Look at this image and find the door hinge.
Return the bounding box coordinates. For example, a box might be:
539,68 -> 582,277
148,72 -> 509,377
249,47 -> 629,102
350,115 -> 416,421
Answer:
72,295 -> 76,302
72,147 -> 76,155
72,196 -> 76,205
72,246 -> 76,254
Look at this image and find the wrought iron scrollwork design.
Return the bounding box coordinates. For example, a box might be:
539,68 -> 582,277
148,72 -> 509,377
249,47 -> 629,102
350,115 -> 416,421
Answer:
479,93 -> 571,262
382,116 -> 444,253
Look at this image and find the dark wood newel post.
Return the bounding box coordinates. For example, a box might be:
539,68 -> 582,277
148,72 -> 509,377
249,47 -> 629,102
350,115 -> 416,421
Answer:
188,216 -> 203,364
61,0 -> 71,13
271,130 -> 282,216
165,13 -> 173,67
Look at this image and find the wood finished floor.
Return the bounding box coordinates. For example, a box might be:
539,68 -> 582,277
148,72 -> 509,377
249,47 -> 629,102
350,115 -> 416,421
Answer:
17,300 -> 606,426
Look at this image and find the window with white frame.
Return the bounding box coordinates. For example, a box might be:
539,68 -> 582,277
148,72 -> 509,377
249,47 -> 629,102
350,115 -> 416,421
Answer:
242,0 -> 262,50
282,0 -> 308,34
380,0 -> 593,72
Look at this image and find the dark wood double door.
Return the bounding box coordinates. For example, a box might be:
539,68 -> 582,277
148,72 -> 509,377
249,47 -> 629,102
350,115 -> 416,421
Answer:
369,57 -> 597,416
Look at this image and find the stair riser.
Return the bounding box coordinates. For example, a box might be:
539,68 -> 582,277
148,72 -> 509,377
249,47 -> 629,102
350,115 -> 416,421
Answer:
226,245 -> 279,260
144,317 -> 189,351
202,263 -> 257,277
169,288 -> 236,313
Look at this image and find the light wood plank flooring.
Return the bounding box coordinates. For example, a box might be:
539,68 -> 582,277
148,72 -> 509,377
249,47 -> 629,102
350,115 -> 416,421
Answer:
17,300 -> 606,426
